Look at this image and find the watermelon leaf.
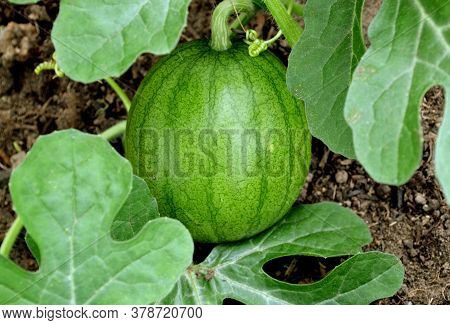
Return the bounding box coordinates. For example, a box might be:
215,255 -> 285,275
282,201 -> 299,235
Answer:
24,233 -> 40,265
23,174 -> 160,265
286,0 -> 366,158
0,130 -> 193,304
436,109 -> 450,200
51,0 -> 191,83
159,202 -> 404,305
344,0 -> 450,195
111,175 -> 160,241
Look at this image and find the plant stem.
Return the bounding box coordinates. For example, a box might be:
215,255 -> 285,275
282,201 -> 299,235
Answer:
263,0 -> 303,47
210,0 -> 255,51
104,77 -> 131,112
230,12 -> 249,31
0,216 -> 23,258
281,0 -> 303,16
99,120 -> 127,141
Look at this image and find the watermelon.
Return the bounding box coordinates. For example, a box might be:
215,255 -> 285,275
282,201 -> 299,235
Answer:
125,40 -> 311,243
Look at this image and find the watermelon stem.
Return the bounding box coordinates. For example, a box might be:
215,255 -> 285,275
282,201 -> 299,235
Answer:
210,0 -> 255,51
263,0 -> 303,47
281,0 -> 304,17
0,216 -> 23,259
99,120 -> 127,141
104,77 -> 131,112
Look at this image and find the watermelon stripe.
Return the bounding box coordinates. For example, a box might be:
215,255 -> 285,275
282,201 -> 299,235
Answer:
231,51 -> 268,235
205,51 -> 221,242
256,54 -> 295,224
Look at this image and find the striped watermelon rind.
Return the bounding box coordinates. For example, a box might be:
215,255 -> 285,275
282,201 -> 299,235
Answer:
126,40 -> 311,243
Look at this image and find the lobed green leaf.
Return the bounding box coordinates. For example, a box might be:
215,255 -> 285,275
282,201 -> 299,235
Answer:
0,130 -> 193,305
160,202 -> 404,305
287,0 -> 366,158
344,0 -> 450,194
52,0 -> 191,83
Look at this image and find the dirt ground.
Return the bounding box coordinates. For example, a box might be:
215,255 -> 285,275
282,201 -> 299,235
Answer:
0,0 -> 448,305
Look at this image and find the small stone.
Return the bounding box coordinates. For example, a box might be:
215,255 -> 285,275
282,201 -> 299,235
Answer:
414,193 -> 427,205
409,248 -> 418,257
340,159 -> 353,166
335,170 -> 348,184
423,204 -> 431,212
429,199 -> 440,210
446,222 -> 450,231
399,284 -> 409,295
403,239 -> 414,249
422,215 -> 431,226
376,185 -> 391,197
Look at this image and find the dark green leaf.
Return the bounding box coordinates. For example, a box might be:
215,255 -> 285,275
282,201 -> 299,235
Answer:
0,130 -> 193,304
287,0 -> 365,158
52,0 -> 191,83
160,203 -> 404,305
111,175 -> 160,241
24,233 -> 40,265
344,0 -> 450,189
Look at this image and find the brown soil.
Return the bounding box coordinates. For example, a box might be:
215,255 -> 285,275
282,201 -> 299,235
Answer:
0,0 -> 448,305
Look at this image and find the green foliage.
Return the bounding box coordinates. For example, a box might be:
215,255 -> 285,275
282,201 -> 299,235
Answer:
3,0 -> 409,305
51,0 -> 191,83
344,0 -> 449,193
24,233 -> 40,265
111,175 -> 160,241
436,110 -> 450,200
0,130 -> 193,304
287,0 -> 366,158
160,203 -> 404,305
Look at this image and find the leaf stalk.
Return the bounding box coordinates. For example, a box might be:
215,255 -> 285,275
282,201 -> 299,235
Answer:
263,0 -> 303,47
104,78 -> 131,112
0,216 -> 23,258
99,120 -> 127,141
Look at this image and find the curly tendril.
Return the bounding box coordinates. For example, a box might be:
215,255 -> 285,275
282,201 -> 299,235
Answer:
245,29 -> 283,57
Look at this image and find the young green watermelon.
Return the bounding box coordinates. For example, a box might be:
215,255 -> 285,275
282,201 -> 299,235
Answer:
126,40 -> 311,243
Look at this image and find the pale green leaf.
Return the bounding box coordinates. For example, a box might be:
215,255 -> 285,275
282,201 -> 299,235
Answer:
0,130 -> 193,304
8,0 -> 39,4
436,107 -> 450,200
52,0 -> 191,83
24,175 -> 160,264
287,0 -> 365,158
111,175 -> 160,241
160,203 -> 404,305
344,0 -> 450,187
